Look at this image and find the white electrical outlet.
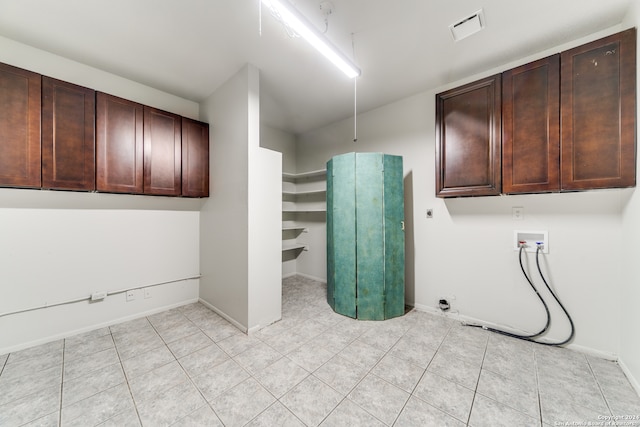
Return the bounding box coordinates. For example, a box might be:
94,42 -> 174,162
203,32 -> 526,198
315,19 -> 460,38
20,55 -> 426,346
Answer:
438,295 -> 459,314
126,290 -> 135,302
512,207 -> 524,220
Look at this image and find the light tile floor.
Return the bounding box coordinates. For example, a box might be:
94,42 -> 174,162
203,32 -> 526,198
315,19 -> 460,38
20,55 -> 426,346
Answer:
1,275 -> 640,426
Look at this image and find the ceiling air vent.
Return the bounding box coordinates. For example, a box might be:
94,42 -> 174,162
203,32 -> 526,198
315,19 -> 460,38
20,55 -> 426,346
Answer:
449,9 -> 485,42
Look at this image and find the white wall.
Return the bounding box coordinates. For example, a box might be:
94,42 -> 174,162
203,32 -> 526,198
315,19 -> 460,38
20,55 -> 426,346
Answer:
296,26 -> 632,359
261,125 -> 297,172
261,125 -> 298,278
248,67 -> 282,331
0,208 -> 200,353
0,35 -> 198,119
200,65 -> 282,332
199,66 -> 251,329
620,5 -> 640,393
248,145 -> 282,331
0,37 -> 202,354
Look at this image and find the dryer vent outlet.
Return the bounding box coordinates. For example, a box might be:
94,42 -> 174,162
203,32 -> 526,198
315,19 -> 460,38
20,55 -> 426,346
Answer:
439,299 -> 450,311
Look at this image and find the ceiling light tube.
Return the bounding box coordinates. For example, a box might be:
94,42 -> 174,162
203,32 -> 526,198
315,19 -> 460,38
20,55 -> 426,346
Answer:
262,0 -> 361,78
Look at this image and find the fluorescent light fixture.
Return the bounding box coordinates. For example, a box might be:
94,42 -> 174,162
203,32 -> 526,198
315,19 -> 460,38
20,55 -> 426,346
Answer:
262,0 -> 361,78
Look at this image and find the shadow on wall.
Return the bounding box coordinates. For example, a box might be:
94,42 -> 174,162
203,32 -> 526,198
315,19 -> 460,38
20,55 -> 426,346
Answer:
404,170 -> 415,306
443,188 -> 631,223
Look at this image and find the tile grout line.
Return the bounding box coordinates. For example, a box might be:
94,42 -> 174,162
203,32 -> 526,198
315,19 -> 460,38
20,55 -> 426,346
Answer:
464,329 -> 490,427
13,278 -> 636,427
267,315 -> 358,427
175,303 -> 282,425
58,338 -> 65,427
311,321 -> 402,427
533,346 -> 543,427
237,284 -> 334,426
585,355 -> 616,418
243,292 -> 397,427
0,353 -> 7,376
111,324 -> 146,427
185,310 -> 245,426
389,318 -> 456,426
316,341 -> 405,426
147,311 -> 226,426
473,335 -> 545,425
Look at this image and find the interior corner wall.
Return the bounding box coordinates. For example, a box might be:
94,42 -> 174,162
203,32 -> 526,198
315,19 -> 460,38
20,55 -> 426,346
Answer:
296,27 -> 632,357
260,125 -> 297,172
199,66 -> 252,330
0,37 -> 201,355
620,5 -> 640,393
199,65 -> 282,332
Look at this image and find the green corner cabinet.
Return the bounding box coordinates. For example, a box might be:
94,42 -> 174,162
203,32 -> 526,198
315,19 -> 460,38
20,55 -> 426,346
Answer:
326,152 -> 405,320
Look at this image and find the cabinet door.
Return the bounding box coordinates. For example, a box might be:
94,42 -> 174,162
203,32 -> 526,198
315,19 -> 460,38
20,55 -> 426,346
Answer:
144,107 -> 181,196
561,28 -> 636,190
0,63 -> 41,188
355,153 -> 385,320
181,117 -> 209,197
436,74 -> 502,197
42,77 -> 95,191
326,153 -> 357,318
382,154 -> 405,320
96,92 -> 143,194
502,55 -> 560,194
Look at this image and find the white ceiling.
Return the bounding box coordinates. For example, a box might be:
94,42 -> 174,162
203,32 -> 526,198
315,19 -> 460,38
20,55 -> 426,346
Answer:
0,0 -> 633,134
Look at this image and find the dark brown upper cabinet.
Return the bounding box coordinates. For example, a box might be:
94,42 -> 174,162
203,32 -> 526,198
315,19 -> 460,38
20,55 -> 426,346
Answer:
435,29 -> 635,198
436,74 -> 502,197
502,55 -> 560,194
0,63 -> 41,189
42,77 -> 96,191
96,92 -> 144,194
561,28 -> 636,190
143,107 -> 181,196
1,61 -> 210,198
181,117 -> 210,198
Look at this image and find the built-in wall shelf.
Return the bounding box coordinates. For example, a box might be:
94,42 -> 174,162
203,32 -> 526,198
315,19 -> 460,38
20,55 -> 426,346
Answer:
283,169 -> 327,181
282,226 -> 308,232
283,189 -> 327,197
283,209 -> 326,213
281,168 -> 327,265
282,243 -> 308,252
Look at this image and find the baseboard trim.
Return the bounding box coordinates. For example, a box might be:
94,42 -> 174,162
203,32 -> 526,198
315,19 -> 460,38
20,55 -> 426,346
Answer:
246,316 -> 282,336
293,272 -> 327,283
198,298 -> 247,334
618,357 -> 640,397
0,298 -> 199,356
413,303 -> 617,361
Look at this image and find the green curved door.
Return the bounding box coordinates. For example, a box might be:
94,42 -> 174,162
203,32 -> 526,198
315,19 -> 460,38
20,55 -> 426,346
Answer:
327,152 -> 405,320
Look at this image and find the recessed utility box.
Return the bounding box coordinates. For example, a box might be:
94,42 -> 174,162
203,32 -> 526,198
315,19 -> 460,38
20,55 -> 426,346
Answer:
449,9 -> 485,42
514,230 -> 549,253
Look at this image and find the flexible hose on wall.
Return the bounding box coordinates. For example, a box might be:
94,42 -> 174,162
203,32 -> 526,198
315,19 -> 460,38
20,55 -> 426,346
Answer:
533,245 -> 575,346
465,244 -> 575,347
